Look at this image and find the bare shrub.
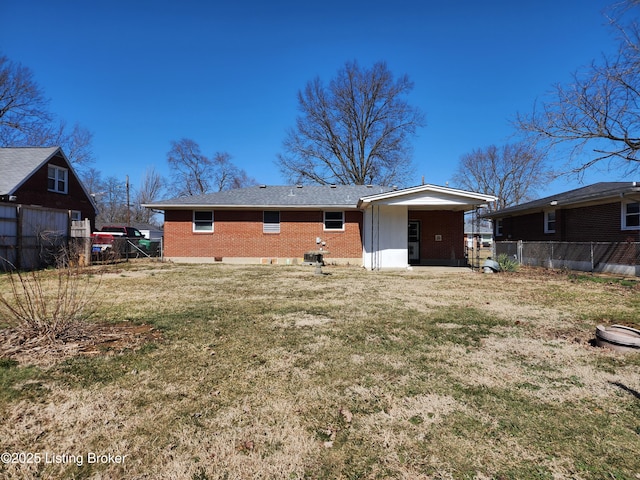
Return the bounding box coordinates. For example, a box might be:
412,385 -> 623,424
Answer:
0,247 -> 101,341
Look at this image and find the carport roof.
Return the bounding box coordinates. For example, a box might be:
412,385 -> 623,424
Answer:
358,184 -> 498,211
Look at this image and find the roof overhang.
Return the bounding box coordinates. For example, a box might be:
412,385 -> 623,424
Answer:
143,184 -> 498,212
142,203 -> 361,210
357,184 -> 497,211
484,185 -> 640,219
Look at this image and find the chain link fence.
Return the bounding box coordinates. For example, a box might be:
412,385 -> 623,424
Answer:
495,241 -> 640,276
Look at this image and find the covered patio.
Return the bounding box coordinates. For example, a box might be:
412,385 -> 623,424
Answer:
358,185 -> 497,270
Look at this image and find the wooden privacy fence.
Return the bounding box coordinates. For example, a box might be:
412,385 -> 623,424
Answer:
0,203 -> 88,270
495,241 -> 640,276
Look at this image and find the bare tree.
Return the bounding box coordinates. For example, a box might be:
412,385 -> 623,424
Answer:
277,60 -> 425,186
167,138 -> 254,196
452,143 -> 551,211
41,121 -> 95,169
79,167 -> 105,200
95,176 -> 129,225
211,151 -> 257,191
0,54 -> 52,145
132,167 -> 164,225
0,54 -> 96,168
167,139 -> 210,196
517,0 -> 640,175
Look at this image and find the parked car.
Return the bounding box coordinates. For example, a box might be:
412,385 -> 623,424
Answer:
91,226 -> 152,257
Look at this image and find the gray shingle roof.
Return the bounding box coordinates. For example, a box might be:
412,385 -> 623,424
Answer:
0,147 -> 60,195
484,182 -> 640,218
146,185 -> 395,209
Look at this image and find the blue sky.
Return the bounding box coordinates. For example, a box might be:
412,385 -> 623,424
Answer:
1,0 -> 630,199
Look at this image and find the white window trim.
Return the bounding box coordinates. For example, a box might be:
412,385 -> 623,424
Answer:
495,219 -> 503,237
193,210 -> 214,233
544,210 -> 556,234
48,165 -> 68,194
622,201 -> 640,230
323,211 -> 345,231
263,211 -> 280,233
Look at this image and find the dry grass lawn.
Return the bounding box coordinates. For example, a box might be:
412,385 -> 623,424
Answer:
0,262 -> 639,479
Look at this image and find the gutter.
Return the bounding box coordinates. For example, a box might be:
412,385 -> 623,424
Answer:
141,203 -> 362,210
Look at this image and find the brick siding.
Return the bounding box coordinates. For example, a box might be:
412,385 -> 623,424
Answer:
164,209 -> 363,260
498,202 -> 640,242
409,210 -> 464,261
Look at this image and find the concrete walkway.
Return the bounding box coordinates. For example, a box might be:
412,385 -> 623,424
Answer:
405,266 -> 477,274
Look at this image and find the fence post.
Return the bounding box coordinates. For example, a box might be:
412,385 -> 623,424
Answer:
590,242 -> 594,273
517,240 -> 523,264
16,204 -> 22,270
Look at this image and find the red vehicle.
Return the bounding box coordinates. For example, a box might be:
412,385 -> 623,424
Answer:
91,226 -> 151,256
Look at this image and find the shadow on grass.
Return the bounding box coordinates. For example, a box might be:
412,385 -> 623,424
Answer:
611,381 -> 640,400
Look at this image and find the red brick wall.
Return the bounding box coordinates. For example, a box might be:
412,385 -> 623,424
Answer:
164,209 -> 363,260
409,210 -> 464,261
14,153 -> 96,224
498,202 -> 640,242
563,203 -> 639,242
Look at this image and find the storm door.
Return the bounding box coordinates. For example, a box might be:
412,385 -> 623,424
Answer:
408,221 -> 420,264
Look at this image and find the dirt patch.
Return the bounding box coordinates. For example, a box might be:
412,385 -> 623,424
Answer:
0,322 -> 161,366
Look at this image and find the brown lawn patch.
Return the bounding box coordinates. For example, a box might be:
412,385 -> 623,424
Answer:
0,262 -> 638,479
0,322 -> 161,366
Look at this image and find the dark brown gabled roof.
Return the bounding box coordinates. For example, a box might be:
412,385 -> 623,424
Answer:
484,182 -> 640,219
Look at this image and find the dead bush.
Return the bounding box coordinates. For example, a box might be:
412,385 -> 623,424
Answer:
0,248 -> 101,342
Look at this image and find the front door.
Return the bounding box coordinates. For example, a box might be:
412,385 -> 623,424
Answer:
408,221 -> 420,264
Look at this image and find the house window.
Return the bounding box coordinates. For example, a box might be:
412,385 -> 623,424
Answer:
622,201 -> 640,230
71,210 -> 82,221
193,210 -> 214,232
495,219 -> 503,237
263,211 -> 280,233
48,165 -> 68,193
544,210 -> 556,234
324,211 -> 344,230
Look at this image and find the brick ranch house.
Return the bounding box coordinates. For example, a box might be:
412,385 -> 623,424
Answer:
483,182 -> 640,243
484,182 -> 640,275
145,184 -> 496,270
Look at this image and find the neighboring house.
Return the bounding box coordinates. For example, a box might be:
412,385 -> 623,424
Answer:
464,220 -> 493,249
0,147 -> 98,269
144,184 -> 496,270
483,182 -> 640,242
0,146 -> 97,225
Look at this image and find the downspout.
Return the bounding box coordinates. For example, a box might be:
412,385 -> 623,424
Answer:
370,205 -> 374,270
376,204 -> 380,270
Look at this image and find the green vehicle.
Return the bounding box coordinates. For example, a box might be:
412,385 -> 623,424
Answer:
93,226 -> 152,256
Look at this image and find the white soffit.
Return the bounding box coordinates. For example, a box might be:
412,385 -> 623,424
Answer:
359,184 -> 496,207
